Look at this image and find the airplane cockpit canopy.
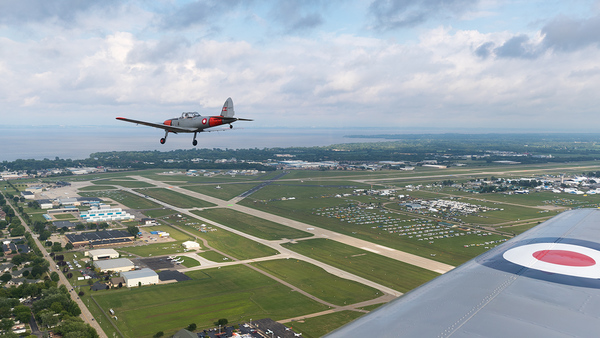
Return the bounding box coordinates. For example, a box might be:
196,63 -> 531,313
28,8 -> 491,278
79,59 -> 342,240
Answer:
181,112 -> 200,118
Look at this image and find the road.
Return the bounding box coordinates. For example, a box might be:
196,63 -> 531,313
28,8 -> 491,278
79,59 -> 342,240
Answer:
1,193 -> 108,338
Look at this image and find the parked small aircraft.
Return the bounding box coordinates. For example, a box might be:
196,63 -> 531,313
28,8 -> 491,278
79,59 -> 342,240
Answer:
116,97 -> 252,146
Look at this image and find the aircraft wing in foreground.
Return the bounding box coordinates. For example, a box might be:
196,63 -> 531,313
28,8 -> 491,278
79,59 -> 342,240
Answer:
116,97 -> 252,146
326,208 -> 600,337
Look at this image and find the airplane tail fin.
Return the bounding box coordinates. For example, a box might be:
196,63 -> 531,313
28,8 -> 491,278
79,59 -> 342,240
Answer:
220,97 -> 235,117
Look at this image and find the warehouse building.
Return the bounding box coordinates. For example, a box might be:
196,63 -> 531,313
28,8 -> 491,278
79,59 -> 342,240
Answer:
65,230 -> 134,248
80,204 -> 135,223
86,248 -> 120,260
93,258 -> 134,273
122,268 -> 159,287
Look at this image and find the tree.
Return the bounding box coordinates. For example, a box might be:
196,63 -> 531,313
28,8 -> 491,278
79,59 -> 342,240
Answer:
127,225 -> 139,237
50,271 -> 60,282
65,242 -> 74,250
78,291 -> 85,297
215,318 -> 228,326
52,242 -> 63,252
153,332 -> 164,338
0,273 -> 11,283
187,323 -> 197,331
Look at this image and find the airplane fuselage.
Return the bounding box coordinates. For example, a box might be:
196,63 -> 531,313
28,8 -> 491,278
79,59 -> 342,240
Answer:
163,112 -> 233,131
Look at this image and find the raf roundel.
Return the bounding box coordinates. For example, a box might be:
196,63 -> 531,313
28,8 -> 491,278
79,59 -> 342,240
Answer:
503,243 -> 600,279
202,118 -> 207,124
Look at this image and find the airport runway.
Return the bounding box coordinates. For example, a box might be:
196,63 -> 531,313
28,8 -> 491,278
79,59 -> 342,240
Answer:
129,175 -> 454,274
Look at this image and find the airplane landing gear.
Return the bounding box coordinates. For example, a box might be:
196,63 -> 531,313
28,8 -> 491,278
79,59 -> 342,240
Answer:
230,124 -> 233,129
192,132 -> 198,146
161,130 -> 169,144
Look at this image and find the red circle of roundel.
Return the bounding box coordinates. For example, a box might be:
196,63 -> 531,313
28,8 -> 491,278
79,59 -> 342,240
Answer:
202,118 -> 207,124
532,250 -> 596,267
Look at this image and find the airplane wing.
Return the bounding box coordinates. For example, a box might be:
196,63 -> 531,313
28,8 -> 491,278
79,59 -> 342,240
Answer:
326,208 -> 600,337
116,117 -> 196,133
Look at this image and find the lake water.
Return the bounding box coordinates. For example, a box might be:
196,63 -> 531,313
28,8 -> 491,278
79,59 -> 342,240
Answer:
0,125 -> 399,162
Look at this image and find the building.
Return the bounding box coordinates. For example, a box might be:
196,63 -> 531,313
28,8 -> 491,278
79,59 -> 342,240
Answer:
140,218 -> 157,226
21,191 -> 35,200
108,276 -> 125,288
86,248 -> 120,260
121,268 -> 159,287
80,205 -> 135,223
182,241 -> 200,250
65,230 -> 135,248
37,199 -> 54,209
93,258 -> 134,273
53,220 -> 76,230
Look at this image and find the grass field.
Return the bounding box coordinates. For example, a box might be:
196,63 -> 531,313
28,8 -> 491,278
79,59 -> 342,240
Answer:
182,183 -> 262,201
197,250 -> 229,262
119,241 -> 188,257
285,310 -> 365,338
52,214 -> 78,220
193,208 -> 313,240
283,239 -> 440,293
78,185 -> 118,191
144,224 -> 193,241
250,259 -> 380,306
92,179 -> 155,188
175,255 -> 201,267
79,190 -> 162,209
240,194 -> 507,266
176,221 -> 279,260
91,265 -> 330,337
135,187 -> 216,208
142,208 -> 176,218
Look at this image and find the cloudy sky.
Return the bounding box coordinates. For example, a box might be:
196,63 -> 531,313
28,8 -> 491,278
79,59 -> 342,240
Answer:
1,0 -> 600,132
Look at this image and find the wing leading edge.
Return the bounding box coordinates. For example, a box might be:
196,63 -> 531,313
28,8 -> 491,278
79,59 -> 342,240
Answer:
326,209 -> 600,337
115,117 -> 197,133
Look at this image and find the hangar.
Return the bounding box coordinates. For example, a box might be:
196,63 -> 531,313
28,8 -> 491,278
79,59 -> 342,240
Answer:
86,248 -> 119,260
93,258 -> 134,273
182,241 -> 200,250
122,268 -> 159,287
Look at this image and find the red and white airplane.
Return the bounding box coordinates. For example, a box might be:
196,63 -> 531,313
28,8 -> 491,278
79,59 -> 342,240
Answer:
327,208 -> 600,337
116,97 -> 252,146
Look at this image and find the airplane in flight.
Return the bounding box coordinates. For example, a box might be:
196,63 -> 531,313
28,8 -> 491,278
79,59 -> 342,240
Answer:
116,97 -> 252,146
326,208 -> 600,337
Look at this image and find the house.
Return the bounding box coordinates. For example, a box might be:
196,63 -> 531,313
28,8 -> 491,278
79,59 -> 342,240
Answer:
108,276 -> 125,288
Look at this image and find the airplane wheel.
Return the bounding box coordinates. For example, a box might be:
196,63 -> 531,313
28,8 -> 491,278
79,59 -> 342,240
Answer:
192,140 -> 198,146
160,138 -> 166,144
230,124 -> 233,129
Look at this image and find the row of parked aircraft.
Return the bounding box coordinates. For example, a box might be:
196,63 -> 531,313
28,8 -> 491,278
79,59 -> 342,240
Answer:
167,256 -> 183,264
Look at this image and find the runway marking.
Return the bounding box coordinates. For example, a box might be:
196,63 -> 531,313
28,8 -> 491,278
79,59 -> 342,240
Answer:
361,247 -> 380,254
376,245 -> 394,251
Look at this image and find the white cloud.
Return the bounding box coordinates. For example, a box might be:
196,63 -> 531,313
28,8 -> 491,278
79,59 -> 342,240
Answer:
0,0 -> 599,132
